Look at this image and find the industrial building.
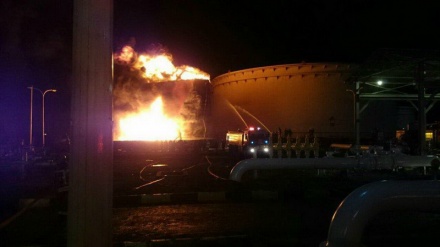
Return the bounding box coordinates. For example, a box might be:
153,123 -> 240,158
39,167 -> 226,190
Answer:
205,50 -> 440,153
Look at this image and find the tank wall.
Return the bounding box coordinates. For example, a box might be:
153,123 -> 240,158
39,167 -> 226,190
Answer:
207,64 -> 354,140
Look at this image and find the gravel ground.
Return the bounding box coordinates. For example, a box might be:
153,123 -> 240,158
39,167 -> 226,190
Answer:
112,202 -> 330,246
0,198 -> 338,247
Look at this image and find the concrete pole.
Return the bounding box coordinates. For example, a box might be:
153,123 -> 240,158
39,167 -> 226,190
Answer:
67,0 -> 113,246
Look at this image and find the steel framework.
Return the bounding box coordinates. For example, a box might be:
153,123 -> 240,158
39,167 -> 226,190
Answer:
345,48 -> 440,155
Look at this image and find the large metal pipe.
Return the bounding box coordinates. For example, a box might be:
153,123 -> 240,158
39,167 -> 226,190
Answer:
229,154 -> 439,182
229,158 -> 359,182
320,180 -> 440,247
392,153 -> 439,167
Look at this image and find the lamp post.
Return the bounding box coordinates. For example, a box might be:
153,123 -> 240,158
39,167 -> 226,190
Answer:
39,88 -> 57,147
28,86 -> 57,148
28,86 -> 34,147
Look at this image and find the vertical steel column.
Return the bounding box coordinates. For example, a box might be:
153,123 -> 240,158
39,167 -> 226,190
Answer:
417,62 -> 426,155
67,0 -> 113,246
355,81 -> 360,149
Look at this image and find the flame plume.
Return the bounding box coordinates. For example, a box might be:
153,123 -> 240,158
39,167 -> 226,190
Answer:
113,45 -> 210,141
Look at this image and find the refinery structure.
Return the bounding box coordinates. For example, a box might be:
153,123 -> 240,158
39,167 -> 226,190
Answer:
110,45 -> 440,155
42,5 -> 440,247
207,48 -> 440,152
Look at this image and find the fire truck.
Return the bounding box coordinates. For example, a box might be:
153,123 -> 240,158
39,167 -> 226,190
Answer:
226,126 -> 272,158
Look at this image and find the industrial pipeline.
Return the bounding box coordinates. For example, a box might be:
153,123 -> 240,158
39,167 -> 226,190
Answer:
229,146 -> 440,182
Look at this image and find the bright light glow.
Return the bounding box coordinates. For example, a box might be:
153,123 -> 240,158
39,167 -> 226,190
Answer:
426,131 -> 433,140
377,80 -> 383,85
139,54 -> 175,80
152,164 -> 168,167
264,147 -> 269,152
250,148 -> 255,153
116,97 -> 181,141
249,126 -> 255,131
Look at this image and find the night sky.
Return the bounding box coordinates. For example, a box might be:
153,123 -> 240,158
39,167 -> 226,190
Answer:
1,0 -> 439,146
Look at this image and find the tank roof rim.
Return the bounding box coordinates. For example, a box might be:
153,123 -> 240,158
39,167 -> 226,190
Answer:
212,63 -> 354,83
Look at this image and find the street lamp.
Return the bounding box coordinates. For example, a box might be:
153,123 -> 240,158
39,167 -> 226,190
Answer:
28,86 -> 34,147
27,86 -> 57,148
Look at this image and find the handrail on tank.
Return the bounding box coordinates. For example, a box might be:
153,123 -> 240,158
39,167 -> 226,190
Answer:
319,180 -> 440,247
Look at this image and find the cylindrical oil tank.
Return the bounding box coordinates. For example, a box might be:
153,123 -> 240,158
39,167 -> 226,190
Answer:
207,63 -> 355,142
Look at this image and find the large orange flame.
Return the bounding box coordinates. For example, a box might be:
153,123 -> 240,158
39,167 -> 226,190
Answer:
115,97 -> 182,141
115,45 -> 209,82
113,45 -> 209,141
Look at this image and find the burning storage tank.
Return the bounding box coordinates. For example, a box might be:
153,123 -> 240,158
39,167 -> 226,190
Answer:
207,63 -> 355,141
113,45 -> 210,142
